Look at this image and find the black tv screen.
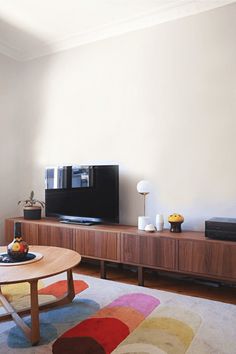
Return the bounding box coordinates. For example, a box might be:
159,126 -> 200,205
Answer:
45,165 -> 119,224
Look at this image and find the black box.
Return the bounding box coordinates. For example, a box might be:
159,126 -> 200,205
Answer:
205,217 -> 236,241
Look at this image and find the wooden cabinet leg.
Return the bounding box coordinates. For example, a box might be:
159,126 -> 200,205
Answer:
30,280 -> 40,345
100,260 -> 106,279
138,266 -> 144,286
117,263 -> 123,271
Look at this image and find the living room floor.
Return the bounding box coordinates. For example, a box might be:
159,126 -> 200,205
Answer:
74,260 -> 236,305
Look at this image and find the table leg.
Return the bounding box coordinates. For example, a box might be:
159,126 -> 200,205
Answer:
67,269 -> 75,301
30,280 -> 40,345
0,269 -> 76,345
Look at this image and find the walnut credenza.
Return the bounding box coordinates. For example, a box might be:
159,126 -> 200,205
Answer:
4,217 -> 236,286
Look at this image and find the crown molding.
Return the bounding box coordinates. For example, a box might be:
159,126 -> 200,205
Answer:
0,0 -> 235,62
0,38 -> 24,61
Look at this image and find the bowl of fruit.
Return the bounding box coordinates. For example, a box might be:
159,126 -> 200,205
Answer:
7,238 -> 29,261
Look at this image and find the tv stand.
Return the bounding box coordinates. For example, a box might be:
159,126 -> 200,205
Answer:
59,216 -> 101,226
59,219 -> 96,226
4,217 -> 236,286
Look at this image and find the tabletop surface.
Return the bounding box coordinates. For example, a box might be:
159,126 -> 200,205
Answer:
0,246 -> 81,284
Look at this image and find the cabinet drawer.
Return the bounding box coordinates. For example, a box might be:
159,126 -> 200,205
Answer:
4,219 -> 38,245
140,236 -> 176,269
121,233 -> 176,270
74,229 -> 85,255
83,230 -> 119,261
121,234 -> 140,264
38,225 -> 74,249
179,239 -> 236,279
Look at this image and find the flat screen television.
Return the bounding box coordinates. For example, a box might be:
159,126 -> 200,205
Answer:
45,165 -> 119,224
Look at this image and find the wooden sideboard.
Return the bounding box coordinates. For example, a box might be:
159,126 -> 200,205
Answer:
4,217 -> 236,286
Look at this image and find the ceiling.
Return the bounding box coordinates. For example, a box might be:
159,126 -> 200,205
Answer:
0,0 -> 234,61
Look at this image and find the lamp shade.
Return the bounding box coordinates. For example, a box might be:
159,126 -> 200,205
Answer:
137,180 -> 151,195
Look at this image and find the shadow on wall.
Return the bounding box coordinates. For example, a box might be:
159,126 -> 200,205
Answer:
0,16 -> 53,244
119,172 -> 144,226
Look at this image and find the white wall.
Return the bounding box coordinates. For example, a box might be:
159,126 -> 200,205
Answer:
13,3 -> 236,235
0,53 -> 22,243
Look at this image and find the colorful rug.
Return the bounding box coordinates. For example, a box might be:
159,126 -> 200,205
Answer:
0,274 -> 235,354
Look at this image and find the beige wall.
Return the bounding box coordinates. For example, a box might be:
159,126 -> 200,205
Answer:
0,53 -> 22,242
4,3 -> 236,240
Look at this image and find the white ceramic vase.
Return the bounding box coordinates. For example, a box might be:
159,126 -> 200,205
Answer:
156,214 -> 164,231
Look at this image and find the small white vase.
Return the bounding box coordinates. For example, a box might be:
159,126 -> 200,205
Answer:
138,216 -> 151,231
156,214 -> 164,231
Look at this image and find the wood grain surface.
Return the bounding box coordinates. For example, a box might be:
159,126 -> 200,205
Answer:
0,246 -> 81,284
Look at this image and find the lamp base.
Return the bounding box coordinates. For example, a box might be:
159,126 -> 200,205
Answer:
138,216 -> 151,231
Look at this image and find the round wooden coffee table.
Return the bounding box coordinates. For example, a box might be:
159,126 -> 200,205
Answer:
0,246 -> 81,345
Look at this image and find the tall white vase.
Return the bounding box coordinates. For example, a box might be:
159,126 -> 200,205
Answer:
156,214 -> 164,231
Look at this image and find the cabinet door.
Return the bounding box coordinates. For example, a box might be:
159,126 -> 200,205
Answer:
179,240 -> 236,279
121,234 -> 140,264
38,225 -> 74,250
121,233 -> 176,270
140,236 -> 176,269
83,230 -> 119,261
4,219 -> 14,244
4,220 -> 38,245
74,229 -> 85,255
21,222 -> 39,245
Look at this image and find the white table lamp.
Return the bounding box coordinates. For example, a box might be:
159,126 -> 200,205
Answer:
137,180 -> 151,230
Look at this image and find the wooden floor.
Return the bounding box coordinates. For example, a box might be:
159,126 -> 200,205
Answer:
74,260 -> 236,305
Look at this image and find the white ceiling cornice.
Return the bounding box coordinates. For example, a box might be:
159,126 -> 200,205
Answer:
0,38 -> 23,60
0,0 -> 235,62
